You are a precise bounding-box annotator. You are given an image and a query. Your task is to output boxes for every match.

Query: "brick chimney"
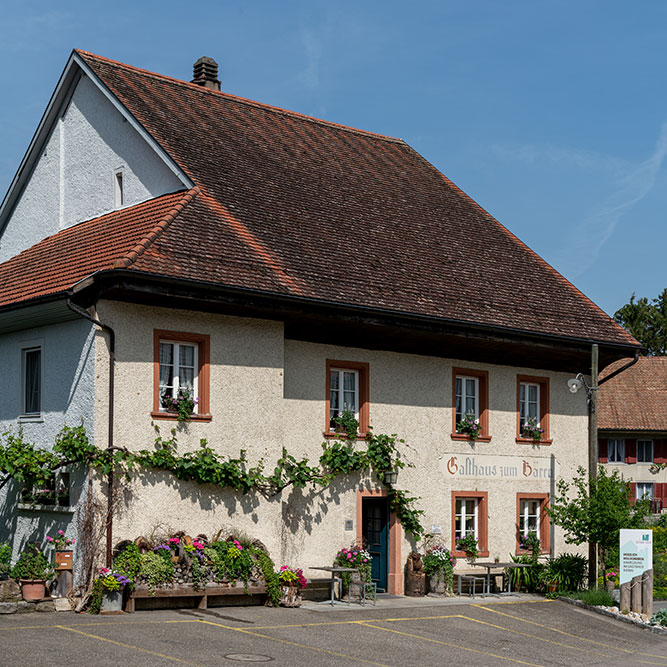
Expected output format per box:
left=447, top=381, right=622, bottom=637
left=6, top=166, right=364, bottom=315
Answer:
left=191, top=56, right=221, bottom=91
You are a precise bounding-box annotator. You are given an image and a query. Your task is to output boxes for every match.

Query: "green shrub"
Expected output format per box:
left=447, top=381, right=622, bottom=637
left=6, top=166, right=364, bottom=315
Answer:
left=507, top=554, right=544, bottom=593
left=550, top=553, right=587, bottom=592
left=568, top=588, right=615, bottom=606
left=113, top=542, right=143, bottom=587
left=0, top=543, right=11, bottom=575
left=653, top=586, right=667, bottom=601
left=650, top=608, right=667, bottom=627
left=10, top=545, right=53, bottom=581
left=140, top=551, right=175, bottom=594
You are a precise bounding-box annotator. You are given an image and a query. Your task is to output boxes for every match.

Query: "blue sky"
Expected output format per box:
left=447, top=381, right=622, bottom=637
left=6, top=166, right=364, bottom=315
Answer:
left=0, top=0, right=664, bottom=317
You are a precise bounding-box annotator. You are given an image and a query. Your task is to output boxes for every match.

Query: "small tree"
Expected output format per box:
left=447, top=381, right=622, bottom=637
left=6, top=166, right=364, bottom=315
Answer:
left=614, top=289, right=667, bottom=356
left=548, top=466, right=649, bottom=579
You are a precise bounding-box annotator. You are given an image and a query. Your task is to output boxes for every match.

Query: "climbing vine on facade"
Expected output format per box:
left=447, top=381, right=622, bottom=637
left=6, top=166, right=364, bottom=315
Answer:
left=0, top=413, right=425, bottom=540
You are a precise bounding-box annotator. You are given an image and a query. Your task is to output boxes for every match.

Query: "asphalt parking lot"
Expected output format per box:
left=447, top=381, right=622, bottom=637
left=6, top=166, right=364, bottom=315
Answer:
left=0, top=597, right=664, bottom=666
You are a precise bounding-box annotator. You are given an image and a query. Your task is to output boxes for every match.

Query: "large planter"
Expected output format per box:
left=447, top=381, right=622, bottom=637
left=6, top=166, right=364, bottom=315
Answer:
left=427, top=573, right=452, bottom=597
left=100, top=588, right=124, bottom=614
left=20, top=579, right=46, bottom=601
left=605, top=579, right=615, bottom=594
left=55, top=550, right=73, bottom=571
left=279, top=585, right=302, bottom=608
left=343, top=570, right=363, bottom=602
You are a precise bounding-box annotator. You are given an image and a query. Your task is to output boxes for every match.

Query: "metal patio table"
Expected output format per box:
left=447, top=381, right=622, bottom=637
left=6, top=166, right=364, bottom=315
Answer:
left=311, top=566, right=358, bottom=605
left=471, top=561, right=531, bottom=597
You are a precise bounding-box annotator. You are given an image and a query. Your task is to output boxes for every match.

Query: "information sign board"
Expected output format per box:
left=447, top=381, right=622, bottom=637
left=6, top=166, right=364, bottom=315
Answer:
left=619, top=529, right=653, bottom=585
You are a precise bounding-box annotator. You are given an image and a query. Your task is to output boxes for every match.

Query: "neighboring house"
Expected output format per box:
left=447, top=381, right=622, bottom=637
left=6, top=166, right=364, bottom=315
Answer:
left=0, top=50, right=639, bottom=593
left=598, top=356, right=667, bottom=512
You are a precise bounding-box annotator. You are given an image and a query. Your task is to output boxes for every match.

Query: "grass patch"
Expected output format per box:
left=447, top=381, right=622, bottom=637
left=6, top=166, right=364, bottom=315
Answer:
left=565, top=588, right=615, bottom=607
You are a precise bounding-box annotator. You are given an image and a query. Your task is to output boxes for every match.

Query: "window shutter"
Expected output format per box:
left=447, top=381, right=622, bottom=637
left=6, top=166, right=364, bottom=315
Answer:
left=625, top=439, right=637, bottom=464
left=598, top=439, right=608, bottom=463
left=655, top=439, right=667, bottom=464
left=629, top=482, right=637, bottom=504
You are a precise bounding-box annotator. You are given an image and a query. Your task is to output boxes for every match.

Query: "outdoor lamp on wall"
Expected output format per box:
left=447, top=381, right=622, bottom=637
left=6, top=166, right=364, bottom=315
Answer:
left=567, top=373, right=596, bottom=405
left=383, top=468, right=399, bottom=486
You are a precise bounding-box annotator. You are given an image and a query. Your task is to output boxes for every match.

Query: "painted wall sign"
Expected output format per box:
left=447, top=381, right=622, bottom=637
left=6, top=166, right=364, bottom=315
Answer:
left=619, top=529, right=653, bottom=585
left=442, top=454, right=553, bottom=480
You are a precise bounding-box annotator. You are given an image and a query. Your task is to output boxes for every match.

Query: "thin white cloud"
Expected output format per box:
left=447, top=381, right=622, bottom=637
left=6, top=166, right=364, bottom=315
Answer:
left=297, top=27, right=322, bottom=89
left=563, top=120, right=667, bottom=277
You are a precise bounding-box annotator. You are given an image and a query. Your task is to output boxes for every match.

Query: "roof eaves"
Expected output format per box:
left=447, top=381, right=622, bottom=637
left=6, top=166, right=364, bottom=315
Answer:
left=113, top=187, right=200, bottom=269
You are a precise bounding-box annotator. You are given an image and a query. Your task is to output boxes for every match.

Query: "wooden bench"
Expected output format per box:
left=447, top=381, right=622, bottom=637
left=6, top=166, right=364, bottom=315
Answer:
left=124, top=582, right=267, bottom=612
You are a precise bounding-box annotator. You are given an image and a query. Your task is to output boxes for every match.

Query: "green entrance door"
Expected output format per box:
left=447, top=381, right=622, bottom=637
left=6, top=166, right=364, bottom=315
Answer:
left=362, top=498, right=389, bottom=592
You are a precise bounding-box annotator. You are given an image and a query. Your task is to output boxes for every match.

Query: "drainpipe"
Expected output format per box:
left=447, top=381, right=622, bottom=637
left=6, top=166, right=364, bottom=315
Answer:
left=66, top=298, right=115, bottom=567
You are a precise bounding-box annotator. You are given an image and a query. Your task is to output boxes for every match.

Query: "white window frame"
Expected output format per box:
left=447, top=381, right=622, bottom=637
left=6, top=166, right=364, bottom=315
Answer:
left=608, top=439, right=625, bottom=463
left=455, top=375, right=479, bottom=423
left=19, top=340, right=43, bottom=421
left=636, top=482, right=654, bottom=500
left=637, top=440, right=653, bottom=463
left=158, top=340, right=199, bottom=414
left=519, top=382, right=540, bottom=425
left=455, top=497, right=479, bottom=541
left=329, top=368, right=360, bottom=428
left=519, top=499, right=540, bottom=537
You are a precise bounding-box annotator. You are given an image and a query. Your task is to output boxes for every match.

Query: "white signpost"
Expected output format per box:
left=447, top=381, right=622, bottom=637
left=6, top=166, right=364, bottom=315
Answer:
left=619, top=528, right=653, bottom=615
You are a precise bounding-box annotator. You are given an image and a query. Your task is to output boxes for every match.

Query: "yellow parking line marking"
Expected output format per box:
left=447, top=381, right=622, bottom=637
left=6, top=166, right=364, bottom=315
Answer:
left=249, top=614, right=462, bottom=630
left=197, top=619, right=390, bottom=667
left=56, top=625, right=203, bottom=665
left=357, top=622, right=545, bottom=667
left=474, top=604, right=667, bottom=661
left=456, top=615, right=659, bottom=664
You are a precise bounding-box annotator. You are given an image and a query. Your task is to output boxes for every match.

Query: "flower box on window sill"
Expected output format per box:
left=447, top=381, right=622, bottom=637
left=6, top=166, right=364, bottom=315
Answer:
left=323, top=431, right=368, bottom=440
left=515, top=437, right=552, bottom=446
left=450, top=433, right=492, bottom=443
left=516, top=547, right=549, bottom=557
left=452, top=547, right=490, bottom=559
left=151, top=411, right=212, bottom=423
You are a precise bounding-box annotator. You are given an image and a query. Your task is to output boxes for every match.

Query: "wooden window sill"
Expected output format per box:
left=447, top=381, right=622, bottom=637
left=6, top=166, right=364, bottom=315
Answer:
left=515, top=437, right=552, bottom=445
left=450, top=433, right=492, bottom=443
left=516, top=549, right=550, bottom=557
left=323, top=431, right=368, bottom=440
left=151, top=412, right=212, bottom=422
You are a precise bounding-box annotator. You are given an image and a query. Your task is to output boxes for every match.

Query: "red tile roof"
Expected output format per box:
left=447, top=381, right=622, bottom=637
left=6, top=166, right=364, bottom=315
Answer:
left=599, top=357, right=667, bottom=431
left=0, top=191, right=194, bottom=308
left=0, top=50, right=638, bottom=348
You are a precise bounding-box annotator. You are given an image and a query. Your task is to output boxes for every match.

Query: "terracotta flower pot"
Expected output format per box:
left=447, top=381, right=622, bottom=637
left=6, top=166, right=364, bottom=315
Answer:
left=20, top=579, right=46, bottom=601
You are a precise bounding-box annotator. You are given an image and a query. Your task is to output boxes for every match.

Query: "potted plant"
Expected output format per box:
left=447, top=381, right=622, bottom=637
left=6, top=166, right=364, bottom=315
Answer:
left=422, top=544, right=455, bottom=596
left=520, top=417, right=544, bottom=443
left=455, top=534, right=479, bottom=565
left=334, top=546, right=372, bottom=602
left=0, top=543, right=11, bottom=581
left=160, top=389, right=198, bottom=422
left=97, top=567, right=131, bottom=613
left=277, top=565, right=308, bottom=607
left=45, top=530, right=75, bottom=571
left=604, top=570, right=617, bottom=594
left=456, top=415, right=481, bottom=440
left=539, top=562, right=559, bottom=594
left=10, top=544, right=54, bottom=601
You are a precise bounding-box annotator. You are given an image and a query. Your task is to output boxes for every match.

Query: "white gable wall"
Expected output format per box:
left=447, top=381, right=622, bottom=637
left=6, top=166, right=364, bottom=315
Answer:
left=0, top=74, right=184, bottom=263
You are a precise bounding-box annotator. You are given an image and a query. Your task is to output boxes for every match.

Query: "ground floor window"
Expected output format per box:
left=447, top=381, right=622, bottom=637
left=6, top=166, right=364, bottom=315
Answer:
left=636, top=482, right=654, bottom=500
left=451, top=491, right=489, bottom=557
left=516, top=493, right=549, bottom=554
left=20, top=470, right=70, bottom=507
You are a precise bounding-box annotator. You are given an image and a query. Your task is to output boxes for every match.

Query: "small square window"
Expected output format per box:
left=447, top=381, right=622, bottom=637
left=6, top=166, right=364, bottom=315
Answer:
left=636, top=482, right=653, bottom=500
left=21, top=471, right=70, bottom=507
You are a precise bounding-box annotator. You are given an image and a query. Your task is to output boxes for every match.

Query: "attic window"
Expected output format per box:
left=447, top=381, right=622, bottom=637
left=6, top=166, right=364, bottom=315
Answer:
left=114, top=170, right=124, bottom=209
